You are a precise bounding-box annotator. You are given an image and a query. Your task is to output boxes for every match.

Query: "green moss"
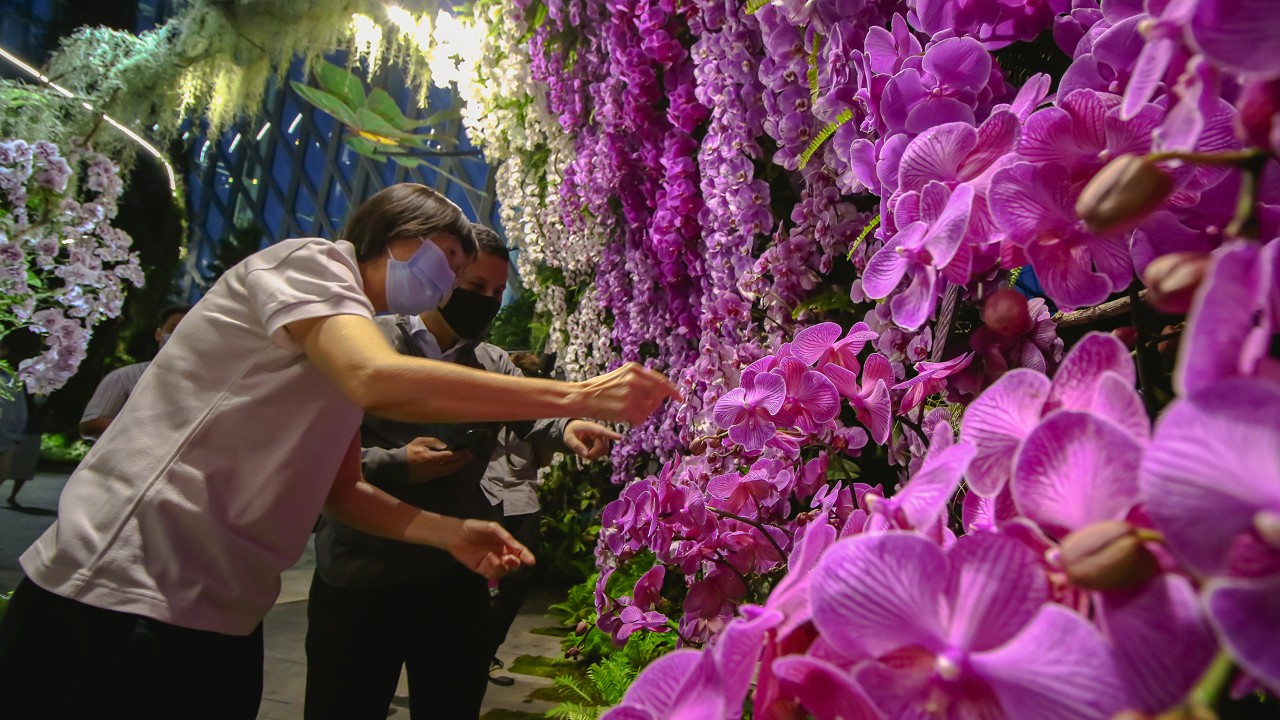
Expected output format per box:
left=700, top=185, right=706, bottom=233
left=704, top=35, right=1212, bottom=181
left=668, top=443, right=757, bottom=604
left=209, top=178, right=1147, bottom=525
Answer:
left=480, top=710, right=546, bottom=720
left=509, top=654, right=581, bottom=680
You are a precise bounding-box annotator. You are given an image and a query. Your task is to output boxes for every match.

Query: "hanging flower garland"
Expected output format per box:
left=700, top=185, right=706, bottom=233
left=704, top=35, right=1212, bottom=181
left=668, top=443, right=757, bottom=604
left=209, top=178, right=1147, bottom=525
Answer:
left=0, top=139, right=142, bottom=395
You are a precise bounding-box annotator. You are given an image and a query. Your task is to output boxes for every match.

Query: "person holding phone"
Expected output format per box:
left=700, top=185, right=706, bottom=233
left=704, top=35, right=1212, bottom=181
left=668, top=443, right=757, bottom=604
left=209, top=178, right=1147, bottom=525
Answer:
left=0, top=185, right=675, bottom=720
left=305, top=225, right=621, bottom=720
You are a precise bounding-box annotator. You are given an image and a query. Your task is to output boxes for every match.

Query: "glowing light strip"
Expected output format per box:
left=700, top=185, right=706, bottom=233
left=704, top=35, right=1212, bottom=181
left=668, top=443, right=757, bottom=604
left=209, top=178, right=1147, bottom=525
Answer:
left=0, top=44, right=178, bottom=194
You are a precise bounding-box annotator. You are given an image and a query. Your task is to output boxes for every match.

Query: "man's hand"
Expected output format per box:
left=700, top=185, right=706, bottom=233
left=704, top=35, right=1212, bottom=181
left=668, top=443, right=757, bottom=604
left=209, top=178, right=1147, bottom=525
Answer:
left=572, top=362, right=682, bottom=425
left=405, top=436, right=471, bottom=482
left=563, top=420, right=622, bottom=460
left=446, top=518, right=536, bottom=580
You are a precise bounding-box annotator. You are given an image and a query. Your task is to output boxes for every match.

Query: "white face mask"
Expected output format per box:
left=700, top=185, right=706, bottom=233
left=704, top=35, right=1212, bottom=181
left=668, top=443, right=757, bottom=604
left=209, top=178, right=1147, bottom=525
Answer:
left=384, top=238, right=456, bottom=316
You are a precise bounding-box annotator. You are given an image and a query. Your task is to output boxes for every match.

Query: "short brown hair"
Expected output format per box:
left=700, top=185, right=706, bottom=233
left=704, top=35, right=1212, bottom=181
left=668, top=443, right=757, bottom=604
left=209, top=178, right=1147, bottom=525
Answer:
left=471, top=224, right=511, bottom=262
left=342, top=184, right=476, bottom=261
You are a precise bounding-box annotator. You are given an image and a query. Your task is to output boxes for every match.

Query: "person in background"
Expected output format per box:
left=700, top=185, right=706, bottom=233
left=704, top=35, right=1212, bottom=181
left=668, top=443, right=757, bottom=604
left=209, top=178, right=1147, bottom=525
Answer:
left=79, top=304, right=190, bottom=440
left=483, top=350, right=572, bottom=687
left=0, top=390, right=41, bottom=508
left=0, top=184, right=675, bottom=720
left=0, top=341, right=29, bottom=507
left=305, top=225, right=619, bottom=719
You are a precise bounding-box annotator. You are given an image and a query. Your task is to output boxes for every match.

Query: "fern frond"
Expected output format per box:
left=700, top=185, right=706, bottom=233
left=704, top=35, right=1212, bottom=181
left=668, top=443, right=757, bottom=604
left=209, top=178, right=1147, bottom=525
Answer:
left=547, top=703, right=602, bottom=720
left=555, top=675, right=603, bottom=705
left=797, top=108, right=852, bottom=170
left=1008, top=267, right=1023, bottom=286
left=808, top=32, right=823, bottom=105
left=745, top=0, right=772, bottom=14
left=847, top=214, right=881, bottom=260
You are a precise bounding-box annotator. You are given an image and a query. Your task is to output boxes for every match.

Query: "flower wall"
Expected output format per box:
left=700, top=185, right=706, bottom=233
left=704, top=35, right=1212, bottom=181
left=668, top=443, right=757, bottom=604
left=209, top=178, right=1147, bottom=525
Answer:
left=453, top=0, right=1280, bottom=717
left=0, top=140, right=142, bottom=394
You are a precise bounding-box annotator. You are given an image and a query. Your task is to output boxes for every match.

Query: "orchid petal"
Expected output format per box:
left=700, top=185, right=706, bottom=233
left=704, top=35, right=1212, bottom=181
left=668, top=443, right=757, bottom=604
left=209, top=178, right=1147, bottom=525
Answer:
left=811, top=532, right=947, bottom=659
left=1047, top=331, right=1135, bottom=413
left=1096, top=575, right=1217, bottom=713
left=793, top=323, right=843, bottom=366
left=970, top=605, right=1130, bottom=720
left=1140, top=379, right=1280, bottom=576
left=1013, top=410, right=1143, bottom=538
left=944, top=532, right=1049, bottom=653
left=1204, top=574, right=1280, bottom=691
left=961, top=368, right=1051, bottom=498
left=770, top=656, right=885, bottom=720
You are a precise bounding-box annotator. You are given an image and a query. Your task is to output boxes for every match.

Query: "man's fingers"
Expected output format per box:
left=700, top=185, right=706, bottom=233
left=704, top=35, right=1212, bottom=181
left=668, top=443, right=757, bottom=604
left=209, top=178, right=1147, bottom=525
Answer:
left=564, top=432, right=590, bottom=457
left=643, top=367, right=682, bottom=401
left=595, top=426, right=624, bottom=441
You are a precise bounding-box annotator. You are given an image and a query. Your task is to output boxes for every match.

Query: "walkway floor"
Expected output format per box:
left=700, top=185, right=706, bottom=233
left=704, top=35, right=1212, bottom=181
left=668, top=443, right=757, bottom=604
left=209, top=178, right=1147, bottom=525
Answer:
left=1, top=471, right=569, bottom=719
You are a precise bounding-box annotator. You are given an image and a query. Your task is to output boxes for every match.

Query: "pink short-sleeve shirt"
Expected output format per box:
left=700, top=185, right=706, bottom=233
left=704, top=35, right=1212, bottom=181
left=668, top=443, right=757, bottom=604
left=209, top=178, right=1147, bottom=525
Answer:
left=22, top=238, right=375, bottom=635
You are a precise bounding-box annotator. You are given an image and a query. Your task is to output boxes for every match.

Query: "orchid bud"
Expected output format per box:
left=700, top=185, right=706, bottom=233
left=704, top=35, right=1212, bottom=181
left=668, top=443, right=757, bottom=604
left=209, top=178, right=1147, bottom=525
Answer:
left=688, top=437, right=707, bottom=455
left=575, top=620, right=591, bottom=636
left=1143, top=252, right=1211, bottom=314
left=981, top=288, right=1034, bottom=337
left=1237, top=78, right=1280, bottom=155
left=1059, top=520, right=1159, bottom=591
left=1111, top=326, right=1138, bottom=350
left=1077, top=155, right=1173, bottom=234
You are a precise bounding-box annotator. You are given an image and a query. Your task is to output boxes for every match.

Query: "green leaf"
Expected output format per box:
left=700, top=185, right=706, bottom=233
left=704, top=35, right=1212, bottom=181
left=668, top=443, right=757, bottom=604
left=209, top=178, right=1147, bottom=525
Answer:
left=290, top=82, right=358, bottom=127
left=390, top=154, right=424, bottom=167
left=352, top=108, right=423, bottom=144
left=365, top=88, right=414, bottom=128
left=344, top=135, right=378, bottom=157
left=746, top=0, right=771, bottom=14
left=422, top=106, right=464, bottom=127
left=791, top=290, right=855, bottom=319
left=808, top=32, right=823, bottom=105
left=314, top=60, right=367, bottom=109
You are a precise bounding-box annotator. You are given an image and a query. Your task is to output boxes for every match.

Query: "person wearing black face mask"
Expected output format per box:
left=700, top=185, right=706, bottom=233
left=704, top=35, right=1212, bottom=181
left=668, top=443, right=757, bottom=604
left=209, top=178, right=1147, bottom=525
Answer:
left=305, top=226, right=621, bottom=720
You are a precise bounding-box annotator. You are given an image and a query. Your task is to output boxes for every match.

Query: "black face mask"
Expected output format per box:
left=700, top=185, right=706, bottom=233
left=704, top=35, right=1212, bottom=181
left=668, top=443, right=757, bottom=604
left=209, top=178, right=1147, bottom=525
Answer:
left=439, top=287, right=502, bottom=340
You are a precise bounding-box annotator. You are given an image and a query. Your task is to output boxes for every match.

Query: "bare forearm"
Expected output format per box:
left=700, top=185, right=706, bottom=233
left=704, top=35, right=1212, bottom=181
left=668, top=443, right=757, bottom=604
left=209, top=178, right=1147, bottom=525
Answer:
left=359, top=358, right=580, bottom=423
left=79, top=416, right=113, bottom=440
left=325, top=476, right=461, bottom=548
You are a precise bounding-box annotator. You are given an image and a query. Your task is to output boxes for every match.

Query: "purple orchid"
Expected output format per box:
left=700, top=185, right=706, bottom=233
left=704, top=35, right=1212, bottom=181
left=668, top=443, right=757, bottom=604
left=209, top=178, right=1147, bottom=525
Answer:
left=864, top=183, right=976, bottom=331
left=810, top=531, right=1130, bottom=720
left=865, top=437, right=975, bottom=540
left=962, top=332, right=1146, bottom=499
left=892, top=351, right=974, bottom=415
left=1141, top=377, right=1280, bottom=691
left=714, top=370, right=787, bottom=450
left=824, top=353, right=895, bottom=444
left=771, top=357, right=841, bottom=434
left=880, top=37, right=994, bottom=135
left=988, top=160, right=1133, bottom=311
left=791, top=321, right=879, bottom=372
left=601, top=649, right=726, bottom=720
left=1175, top=238, right=1280, bottom=396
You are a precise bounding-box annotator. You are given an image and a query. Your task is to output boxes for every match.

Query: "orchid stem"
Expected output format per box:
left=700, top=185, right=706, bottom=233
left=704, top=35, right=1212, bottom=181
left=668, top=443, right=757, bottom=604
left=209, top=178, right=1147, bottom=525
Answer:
left=1192, top=650, right=1235, bottom=709
left=1146, top=148, right=1266, bottom=168
left=897, top=415, right=927, bottom=443
left=713, top=550, right=753, bottom=589
left=709, top=508, right=790, bottom=563
left=1128, top=281, right=1161, bottom=420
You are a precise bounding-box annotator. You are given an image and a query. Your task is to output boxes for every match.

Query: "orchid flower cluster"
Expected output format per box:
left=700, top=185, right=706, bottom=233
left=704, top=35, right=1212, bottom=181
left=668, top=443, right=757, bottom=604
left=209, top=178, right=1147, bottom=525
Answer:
left=601, top=235, right=1280, bottom=719
left=0, top=139, right=141, bottom=395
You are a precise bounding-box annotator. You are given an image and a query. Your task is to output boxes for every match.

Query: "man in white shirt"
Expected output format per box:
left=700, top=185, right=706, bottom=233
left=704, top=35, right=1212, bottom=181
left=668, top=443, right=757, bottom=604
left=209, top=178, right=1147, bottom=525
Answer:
left=79, top=304, right=189, bottom=440
left=0, top=184, right=676, bottom=720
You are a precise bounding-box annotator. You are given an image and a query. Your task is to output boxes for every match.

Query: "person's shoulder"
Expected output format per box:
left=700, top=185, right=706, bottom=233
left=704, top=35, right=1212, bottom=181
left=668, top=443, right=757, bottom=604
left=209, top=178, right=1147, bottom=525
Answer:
left=243, top=238, right=357, bottom=273
left=104, top=361, right=150, bottom=381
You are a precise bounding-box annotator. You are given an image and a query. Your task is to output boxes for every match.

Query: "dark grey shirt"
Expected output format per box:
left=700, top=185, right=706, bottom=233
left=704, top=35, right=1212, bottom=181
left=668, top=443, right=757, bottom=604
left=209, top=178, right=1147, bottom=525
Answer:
left=314, top=315, right=568, bottom=588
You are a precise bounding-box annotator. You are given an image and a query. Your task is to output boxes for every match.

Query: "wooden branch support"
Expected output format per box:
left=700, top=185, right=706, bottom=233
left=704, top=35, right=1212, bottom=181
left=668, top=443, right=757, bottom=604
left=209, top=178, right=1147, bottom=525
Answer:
left=1052, top=289, right=1148, bottom=328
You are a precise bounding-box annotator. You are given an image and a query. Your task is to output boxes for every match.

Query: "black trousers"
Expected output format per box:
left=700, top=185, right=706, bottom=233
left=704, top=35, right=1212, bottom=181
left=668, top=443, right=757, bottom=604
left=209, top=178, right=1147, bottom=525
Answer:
left=0, top=577, right=264, bottom=720
left=304, top=565, right=491, bottom=720
left=488, top=510, right=542, bottom=657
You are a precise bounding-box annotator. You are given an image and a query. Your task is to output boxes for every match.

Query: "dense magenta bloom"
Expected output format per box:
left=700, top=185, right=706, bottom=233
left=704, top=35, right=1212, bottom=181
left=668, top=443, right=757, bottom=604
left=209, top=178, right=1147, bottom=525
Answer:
left=824, top=353, right=895, bottom=444
left=791, top=321, right=878, bottom=372
left=771, top=357, right=840, bottom=434
left=811, top=532, right=1129, bottom=720
left=1188, top=0, right=1280, bottom=80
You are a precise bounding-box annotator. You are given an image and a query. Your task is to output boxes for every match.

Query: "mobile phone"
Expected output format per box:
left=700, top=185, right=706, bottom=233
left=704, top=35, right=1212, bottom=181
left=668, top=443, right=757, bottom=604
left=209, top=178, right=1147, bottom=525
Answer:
left=445, top=429, right=492, bottom=453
